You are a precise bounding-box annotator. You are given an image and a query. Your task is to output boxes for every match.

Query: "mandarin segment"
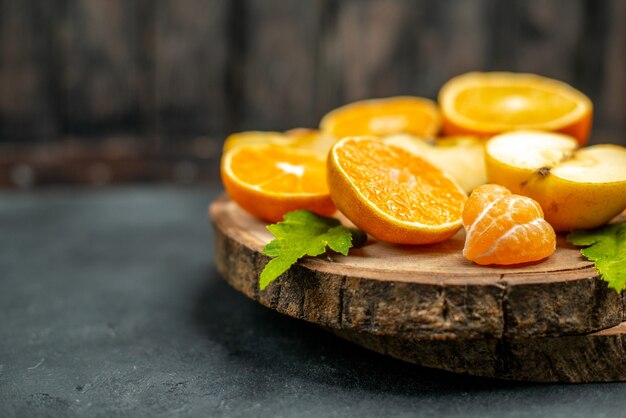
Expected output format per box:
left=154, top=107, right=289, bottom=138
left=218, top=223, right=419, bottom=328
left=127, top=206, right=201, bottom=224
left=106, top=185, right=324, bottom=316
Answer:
left=461, top=184, right=511, bottom=227
left=462, top=184, right=556, bottom=265
left=221, top=143, right=335, bottom=222
left=327, top=136, right=466, bottom=244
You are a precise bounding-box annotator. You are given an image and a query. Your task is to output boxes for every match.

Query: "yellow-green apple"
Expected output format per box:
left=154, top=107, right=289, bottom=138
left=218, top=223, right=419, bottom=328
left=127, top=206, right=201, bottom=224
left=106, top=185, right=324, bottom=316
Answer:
left=485, top=130, right=626, bottom=231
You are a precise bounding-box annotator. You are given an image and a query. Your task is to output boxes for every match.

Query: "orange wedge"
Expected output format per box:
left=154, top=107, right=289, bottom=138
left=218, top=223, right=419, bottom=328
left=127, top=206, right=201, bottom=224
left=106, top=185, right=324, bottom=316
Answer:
left=320, top=97, right=441, bottom=139
left=439, top=72, right=593, bottom=145
left=221, top=143, right=335, bottom=222
left=327, top=136, right=467, bottom=244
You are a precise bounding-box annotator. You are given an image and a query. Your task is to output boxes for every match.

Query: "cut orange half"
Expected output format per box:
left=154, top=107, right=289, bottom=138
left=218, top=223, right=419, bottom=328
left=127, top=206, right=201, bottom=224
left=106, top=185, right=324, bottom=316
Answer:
left=327, top=136, right=467, bottom=244
left=320, top=97, right=441, bottom=139
left=439, top=72, right=593, bottom=145
left=221, top=143, right=335, bottom=222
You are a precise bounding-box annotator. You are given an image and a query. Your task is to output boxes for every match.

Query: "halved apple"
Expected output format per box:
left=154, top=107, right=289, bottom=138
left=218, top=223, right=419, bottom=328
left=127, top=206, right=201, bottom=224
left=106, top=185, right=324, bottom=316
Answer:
left=485, top=131, right=626, bottom=231
left=383, top=134, right=487, bottom=193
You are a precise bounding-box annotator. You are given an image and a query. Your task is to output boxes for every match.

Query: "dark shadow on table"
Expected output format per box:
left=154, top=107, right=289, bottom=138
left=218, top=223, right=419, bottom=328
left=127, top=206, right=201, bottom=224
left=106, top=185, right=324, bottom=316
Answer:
left=192, top=269, right=542, bottom=395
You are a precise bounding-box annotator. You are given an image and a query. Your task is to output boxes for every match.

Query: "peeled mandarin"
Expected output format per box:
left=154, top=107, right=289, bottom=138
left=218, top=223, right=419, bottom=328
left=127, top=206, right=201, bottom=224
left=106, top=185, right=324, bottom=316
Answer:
left=463, top=184, right=556, bottom=265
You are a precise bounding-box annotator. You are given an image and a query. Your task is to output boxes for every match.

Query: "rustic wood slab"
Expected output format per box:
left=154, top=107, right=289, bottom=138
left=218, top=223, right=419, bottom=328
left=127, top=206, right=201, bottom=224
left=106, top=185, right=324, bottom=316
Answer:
left=334, top=323, right=626, bottom=383
left=210, top=195, right=623, bottom=340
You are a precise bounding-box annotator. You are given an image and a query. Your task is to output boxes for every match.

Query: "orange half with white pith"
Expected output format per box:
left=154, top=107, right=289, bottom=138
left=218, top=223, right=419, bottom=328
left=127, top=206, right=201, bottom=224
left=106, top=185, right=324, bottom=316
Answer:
left=439, top=72, right=593, bottom=144
left=320, top=96, right=441, bottom=139
left=327, top=136, right=467, bottom=244
left=221, top=143, right=335, bottom=222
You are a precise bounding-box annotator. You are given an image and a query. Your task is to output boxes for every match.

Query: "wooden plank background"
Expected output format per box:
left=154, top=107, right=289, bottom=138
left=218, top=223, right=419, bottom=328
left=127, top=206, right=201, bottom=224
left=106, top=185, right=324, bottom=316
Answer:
left=0, top=0, right=624, bottom=183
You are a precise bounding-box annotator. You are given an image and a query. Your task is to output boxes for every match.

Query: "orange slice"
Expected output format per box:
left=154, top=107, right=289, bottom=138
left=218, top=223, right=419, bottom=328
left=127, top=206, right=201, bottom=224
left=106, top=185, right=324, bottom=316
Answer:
left=439, top=72, right=593, bottom=145
left=320, top=97, right=441, bottom=139
left=327, top=136, right=467, bottom=244
left=221, top=143, right=335, bottom=222
left=462, top=184, right=556, bottom=265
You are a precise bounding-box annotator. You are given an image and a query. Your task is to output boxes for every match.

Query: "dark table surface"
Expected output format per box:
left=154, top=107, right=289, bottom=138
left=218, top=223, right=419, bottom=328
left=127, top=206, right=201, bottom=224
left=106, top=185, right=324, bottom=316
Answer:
left=2, top=186, right=626, bottom=417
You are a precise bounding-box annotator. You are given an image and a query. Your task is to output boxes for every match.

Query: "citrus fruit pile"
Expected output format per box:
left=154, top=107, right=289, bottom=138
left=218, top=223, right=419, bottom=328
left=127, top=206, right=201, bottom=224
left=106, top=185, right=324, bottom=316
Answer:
left=221, top=71, right=626, bottom=266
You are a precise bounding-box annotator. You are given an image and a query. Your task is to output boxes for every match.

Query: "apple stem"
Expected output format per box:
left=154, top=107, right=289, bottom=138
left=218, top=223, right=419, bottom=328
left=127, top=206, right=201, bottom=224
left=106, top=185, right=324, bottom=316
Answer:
left=538, top=167, right=551, bottom=177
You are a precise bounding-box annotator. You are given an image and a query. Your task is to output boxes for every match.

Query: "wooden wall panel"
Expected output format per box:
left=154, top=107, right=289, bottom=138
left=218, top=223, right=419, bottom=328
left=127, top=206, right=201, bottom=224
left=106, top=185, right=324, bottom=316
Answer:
left=496, top=0, right=583, bottom=81
left=0, top=0, right=61, bottom=142
left=62, top=0, right=153, bottom=137
left=330, top=0, right=419, bottom=102
left=317, top=0, right=588, bottom=104
left=154, top=0, right=228, bottom=140
left=0, top=0, right=624, bottom=146
left=236, top=0, right=321, bottom=132
left=601, top=1, right=626, bottom=140
left=315, top=0, right=492, bottom=117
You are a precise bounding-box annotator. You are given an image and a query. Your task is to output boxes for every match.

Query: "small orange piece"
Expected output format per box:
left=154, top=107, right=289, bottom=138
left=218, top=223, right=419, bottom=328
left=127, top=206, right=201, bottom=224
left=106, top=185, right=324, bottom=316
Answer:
left=327, top=136, right=467, bottom=244
left=221, top=143, right=335, bottom=222
left=462, top=184, right=556, bottom=265
left=320, top=97, right=441, bottom=139
left=439, top=72, right=593, bottom=145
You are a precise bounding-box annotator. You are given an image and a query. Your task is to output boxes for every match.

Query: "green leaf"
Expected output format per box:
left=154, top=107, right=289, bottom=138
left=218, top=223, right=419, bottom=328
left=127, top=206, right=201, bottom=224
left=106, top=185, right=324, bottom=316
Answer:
left=567, top=221, right=626, bottom=292
left=259, top=210, right=366, bottom=290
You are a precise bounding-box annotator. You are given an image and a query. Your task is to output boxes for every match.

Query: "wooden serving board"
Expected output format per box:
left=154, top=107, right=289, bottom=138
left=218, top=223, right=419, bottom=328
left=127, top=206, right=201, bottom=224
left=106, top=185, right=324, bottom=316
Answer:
left=210, top=195, right=623, bottom=341
left=211, top=196, right=626, bottom=382
left=334, top=323, right=626, bottom=383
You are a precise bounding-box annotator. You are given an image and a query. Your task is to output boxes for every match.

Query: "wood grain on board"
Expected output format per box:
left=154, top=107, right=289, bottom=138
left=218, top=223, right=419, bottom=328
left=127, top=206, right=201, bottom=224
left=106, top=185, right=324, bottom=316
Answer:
left=334, top=322, right=626, bottom=383
left=210, top=195, right=623, bottom=341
